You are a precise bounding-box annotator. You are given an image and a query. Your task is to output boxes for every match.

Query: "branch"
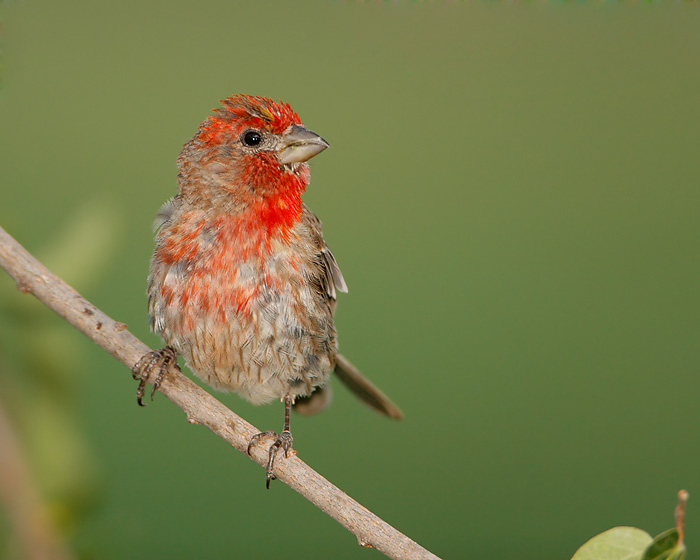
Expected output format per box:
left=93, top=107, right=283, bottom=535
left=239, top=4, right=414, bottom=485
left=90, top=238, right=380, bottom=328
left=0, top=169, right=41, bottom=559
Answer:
left=0, top=225, right=441, bottom=560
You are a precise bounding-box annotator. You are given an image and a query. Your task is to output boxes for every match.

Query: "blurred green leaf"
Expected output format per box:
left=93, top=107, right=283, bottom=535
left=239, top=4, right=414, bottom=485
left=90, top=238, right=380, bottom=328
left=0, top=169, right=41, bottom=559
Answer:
left=37, top=198, right=121, bottom=288
left=642, top=529, right=685, bottom=560
left=571, top=527, right=652, bottom=560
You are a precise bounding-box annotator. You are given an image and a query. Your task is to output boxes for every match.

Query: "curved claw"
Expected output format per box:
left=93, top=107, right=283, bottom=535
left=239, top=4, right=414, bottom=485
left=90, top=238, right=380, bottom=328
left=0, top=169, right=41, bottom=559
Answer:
left=131, top=346, right=178, bottom=406
left=246, top=430, right=294, bottom=489
left=247, top=430, right=275, bottom=456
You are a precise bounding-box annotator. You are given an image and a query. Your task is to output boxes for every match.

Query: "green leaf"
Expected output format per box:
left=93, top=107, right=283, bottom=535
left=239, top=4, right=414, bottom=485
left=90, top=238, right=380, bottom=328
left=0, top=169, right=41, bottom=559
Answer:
left=571, top=527, right=653, bottom=560
left=642, top=529, right=686, bottom=560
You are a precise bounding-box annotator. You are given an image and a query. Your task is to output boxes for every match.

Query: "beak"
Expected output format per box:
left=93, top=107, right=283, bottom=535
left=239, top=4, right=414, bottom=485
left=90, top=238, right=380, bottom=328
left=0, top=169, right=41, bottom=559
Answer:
left=278, top=125, right=329, bottom=164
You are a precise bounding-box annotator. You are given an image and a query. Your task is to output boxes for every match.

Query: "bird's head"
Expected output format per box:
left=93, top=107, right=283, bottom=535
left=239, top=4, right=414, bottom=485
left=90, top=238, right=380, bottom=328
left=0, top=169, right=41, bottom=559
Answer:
left=178, top=95, right=329, bottom=215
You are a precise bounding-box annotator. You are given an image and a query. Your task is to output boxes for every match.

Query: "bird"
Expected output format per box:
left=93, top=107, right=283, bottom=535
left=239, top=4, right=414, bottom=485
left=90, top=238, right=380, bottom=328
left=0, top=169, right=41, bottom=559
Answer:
left=133, top=94, right=402, bottom=486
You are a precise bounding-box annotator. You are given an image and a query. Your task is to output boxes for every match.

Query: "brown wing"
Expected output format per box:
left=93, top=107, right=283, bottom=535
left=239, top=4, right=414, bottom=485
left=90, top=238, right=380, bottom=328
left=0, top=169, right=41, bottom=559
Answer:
left=294, top=206, right=403, bottom=420
left=301, top=206, right=347, bottom=306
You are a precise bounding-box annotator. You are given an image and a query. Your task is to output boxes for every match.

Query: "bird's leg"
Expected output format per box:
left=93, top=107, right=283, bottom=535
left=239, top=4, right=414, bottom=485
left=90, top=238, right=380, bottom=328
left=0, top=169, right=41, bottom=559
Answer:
left=247, top=394, right=294, bottom=488
left=131, top=346, right=178, bottom=406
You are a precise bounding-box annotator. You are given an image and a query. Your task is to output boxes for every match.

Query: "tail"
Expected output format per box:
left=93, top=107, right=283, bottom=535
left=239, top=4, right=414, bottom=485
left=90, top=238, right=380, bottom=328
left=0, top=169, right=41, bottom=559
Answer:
left=333, top=353, right=403, bottom=420
left=293, top=354, right=403, bottom=419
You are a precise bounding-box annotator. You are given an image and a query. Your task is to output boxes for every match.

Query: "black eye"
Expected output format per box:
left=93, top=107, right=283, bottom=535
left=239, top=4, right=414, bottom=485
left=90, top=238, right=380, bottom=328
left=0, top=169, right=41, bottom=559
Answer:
left=242, top=130, right=262, bottom=147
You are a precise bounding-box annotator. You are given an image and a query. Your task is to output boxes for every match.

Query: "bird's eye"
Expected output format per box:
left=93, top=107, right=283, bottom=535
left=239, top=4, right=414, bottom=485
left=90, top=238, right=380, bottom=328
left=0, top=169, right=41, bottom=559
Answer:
left=242, top=130, right=262, bottom=147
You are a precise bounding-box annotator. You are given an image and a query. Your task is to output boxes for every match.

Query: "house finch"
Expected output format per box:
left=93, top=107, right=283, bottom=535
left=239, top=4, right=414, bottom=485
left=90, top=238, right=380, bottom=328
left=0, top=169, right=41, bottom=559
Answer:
left=134, top=95, right=402, bottom=486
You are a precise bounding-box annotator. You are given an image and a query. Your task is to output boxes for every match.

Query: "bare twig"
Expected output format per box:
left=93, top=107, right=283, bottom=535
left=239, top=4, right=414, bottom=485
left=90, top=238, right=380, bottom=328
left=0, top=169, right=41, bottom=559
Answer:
left=0, top=225, right=441, bottom=560
left=675, top=489, right=688, bottom=548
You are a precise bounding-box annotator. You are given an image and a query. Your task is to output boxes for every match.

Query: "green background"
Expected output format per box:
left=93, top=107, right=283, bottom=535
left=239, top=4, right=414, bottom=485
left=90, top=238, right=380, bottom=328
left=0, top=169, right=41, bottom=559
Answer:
left=1, top=2, right=699, bottom=559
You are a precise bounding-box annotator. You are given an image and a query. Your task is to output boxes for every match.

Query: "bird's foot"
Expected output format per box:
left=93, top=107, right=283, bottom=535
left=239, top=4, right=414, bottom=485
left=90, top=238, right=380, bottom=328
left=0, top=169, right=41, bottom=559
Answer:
left=247, top=430, right=294, bottom=489
left=131, top=346, right=178, bottom=406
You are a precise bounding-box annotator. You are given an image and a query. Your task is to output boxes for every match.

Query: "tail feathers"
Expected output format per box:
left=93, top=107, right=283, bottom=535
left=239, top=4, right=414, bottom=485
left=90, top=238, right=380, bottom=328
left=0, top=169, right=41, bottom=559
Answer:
left=333, top=353, right=403, bottom=420
left=293, top=385, right=332, bottom=416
